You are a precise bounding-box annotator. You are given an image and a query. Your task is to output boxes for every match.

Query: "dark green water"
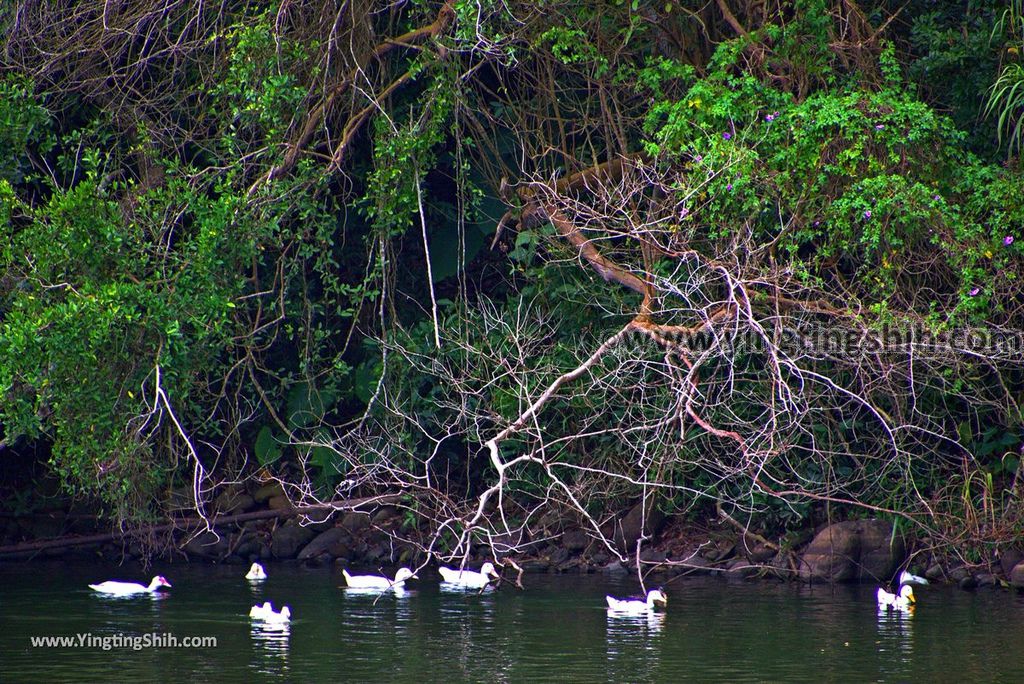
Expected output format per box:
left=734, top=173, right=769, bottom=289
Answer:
left=1, top=561, right=1022, bottom=682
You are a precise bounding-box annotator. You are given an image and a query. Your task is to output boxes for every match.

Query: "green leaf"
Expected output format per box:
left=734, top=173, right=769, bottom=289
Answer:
left=957, top=421, right=972, bottom=445
left=254, top=425, right=283, bottom=466
left=286, top=383, right=336, bottom=430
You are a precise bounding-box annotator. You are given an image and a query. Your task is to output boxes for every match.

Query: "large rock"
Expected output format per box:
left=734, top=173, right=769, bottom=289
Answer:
left=253, top=482, right=284, bottom=504
left=297, top=527, right=351, bottom=561
left=798, top=519, right=905, bottom=583
left=234, top=535, right=268, bottom=560
left=976, top=572, right=998, bottom=588
left=602, top=560, right=628, bottom=576
left=1009, top=561, right=1024, bottom=588
left=215, top=489, right=255, bottom=514
left=949, top=566, right=971, bottom=583
left=705, top=541, right=735, bottom=562
left=371, top=507, right=402, bottom=526
left=547, top=546, right=570, bottom=566
left=562, top=529, right=589, bottom=552
left=726, top=558, right=759, bottom=579
left=745, top=543, right=777, bottom=564
left=675, top=554, right=713, bottom=575
left=613, top=501, right=666, bottom=553
left=492, top=527, right=531, bottom=557
left=270, top=522, right=318, bottom=559
left=267, top=495, right=291, bottom=511
left=305, top=510, right=335, bottom=530
left=340, top=511, right=371, bottom=534
left=184, top=530, right=231, bottom=559
left=535, top=509, right=575, bottom=536
left=999, top=547, right=1024, bottom=578
left=365, top=542, right=388, bottom=563
left=520, top=558, right=551, bottom=573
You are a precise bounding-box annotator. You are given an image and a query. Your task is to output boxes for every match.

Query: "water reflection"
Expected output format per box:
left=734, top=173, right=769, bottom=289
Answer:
left=394, top=589, right=414, bottom=630
left=87, top=591, right=170, bottom=602
left=249, top=620, right=289, bottom=677
left=439, top=583, right=497, bottom=595
left=343, top=585, right=412, bottom=600
left=88, top=589, right=169, bottom=631
left=605, top=609, right=664, bottom=681
left=876, top=606, right=914, bottom=657
left=438, top=588, right=495, bottom=632
left=605, top=609, right=666, bottom=635
left=342, top=584, right=417, bottom=649
left=874, top=602, right=915, bottom=682
left=433, top=582, right=508, bottom=682
left=4, top=564, right=1024, bottom=683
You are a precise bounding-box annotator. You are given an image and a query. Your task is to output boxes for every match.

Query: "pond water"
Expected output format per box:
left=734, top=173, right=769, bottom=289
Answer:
left=1, top=560, right=1023, bottom=682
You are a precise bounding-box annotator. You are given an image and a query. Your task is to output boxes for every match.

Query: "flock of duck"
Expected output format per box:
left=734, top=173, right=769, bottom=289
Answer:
left=87, top=561, right=667, bottom=621
left=85, top=564, right=928, bottom=622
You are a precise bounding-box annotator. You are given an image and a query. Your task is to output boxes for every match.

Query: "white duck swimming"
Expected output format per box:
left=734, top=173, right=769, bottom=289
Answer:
left=250, top=602, right=290, bottom=623
left=877, top=584, right=915, bottom=611
left=899, top=569, right=928, bottom=585
left=263, top=605, right=291, bottom=624
left=249, top=601, right=273, bottom=618
left=342, top=567, right=417, bottom=590
left=606, top=589, right=668, bottom=613
left=88, top=575, right=172, bottom=596
left=246, top=562, right=268, bottom=581
left=438, top=562, right=499, bottom=588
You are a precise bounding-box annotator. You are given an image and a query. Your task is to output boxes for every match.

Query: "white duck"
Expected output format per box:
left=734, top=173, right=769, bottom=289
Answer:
left=342, top=567, right=417, bottom=590
left=899, top=569, right=928, bottom=585
left=877, top=584, right=915, bottom=611
left=606, top=589, right=668, bottom=613
left=246, top=562, right=268, bottom=581
left=249, top=601, right=273, bottom=618
left=88, top=575, right=172, bottom=596
left=250, top=602, right=290, bottom=623
left=262, top=605, right=291, bottom=624
left=438, top=562, right=499, bottom=588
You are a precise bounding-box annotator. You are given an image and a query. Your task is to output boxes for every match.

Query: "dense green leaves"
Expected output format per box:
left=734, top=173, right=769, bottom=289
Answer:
left=0, top=1, right=1022, bottom=545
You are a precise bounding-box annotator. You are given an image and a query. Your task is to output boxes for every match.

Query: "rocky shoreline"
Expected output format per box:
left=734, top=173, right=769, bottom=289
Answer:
left=3, top=484, right=1024, bottom=591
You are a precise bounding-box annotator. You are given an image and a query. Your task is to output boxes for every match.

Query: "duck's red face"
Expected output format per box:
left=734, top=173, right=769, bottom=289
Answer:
left=157, top=576, right=172, bottom=588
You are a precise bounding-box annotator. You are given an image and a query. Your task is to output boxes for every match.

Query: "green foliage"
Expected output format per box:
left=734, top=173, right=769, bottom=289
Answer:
left=983, top=0, right=1024, bottom=155
left=647, top=35, right=1020, bottom=325
left=539, top=25, right=611, bottom=77
left=903, top=1, right=1007, bottom=156
left=0, top=149, right=266, bottom=516
left=0, top=75, right=50, bottom=184
left=212, top=10, right=317, bottom=161
left=254, top=426, right=284, bottom=466
left=985, top=63, right=1024, bottom=157
left=2, top=0, right=1023, bottom=549
left=0, top=10, right=364, bottom=521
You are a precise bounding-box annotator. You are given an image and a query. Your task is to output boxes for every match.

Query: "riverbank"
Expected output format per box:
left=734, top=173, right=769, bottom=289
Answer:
left=3, top=486, right=1022, bottom=592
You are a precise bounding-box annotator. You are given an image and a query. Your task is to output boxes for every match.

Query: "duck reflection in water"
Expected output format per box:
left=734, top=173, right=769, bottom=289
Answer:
left=876, top=601, right=914, bottom=668
left=250, top=619, right=290, bottom=676
left=606, top=609, right=665, bottom=635
left=343, top=585, right=412, bottom=601
left=439, top=581, right=496, bottom=596
left=606, top=608, right=664, bottom=680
